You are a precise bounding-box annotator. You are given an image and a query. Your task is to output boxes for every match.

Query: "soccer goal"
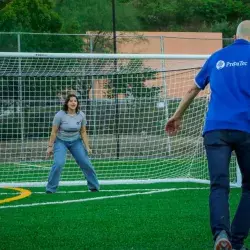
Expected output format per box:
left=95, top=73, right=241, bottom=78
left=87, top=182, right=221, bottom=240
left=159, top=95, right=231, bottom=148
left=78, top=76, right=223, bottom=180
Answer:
left=0, top=52, right=239, bottom=187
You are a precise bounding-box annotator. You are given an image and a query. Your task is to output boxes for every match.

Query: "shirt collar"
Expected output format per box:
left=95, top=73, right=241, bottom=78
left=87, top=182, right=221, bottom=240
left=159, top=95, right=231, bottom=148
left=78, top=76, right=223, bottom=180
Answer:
left=233, top=39, right=250, bottom=45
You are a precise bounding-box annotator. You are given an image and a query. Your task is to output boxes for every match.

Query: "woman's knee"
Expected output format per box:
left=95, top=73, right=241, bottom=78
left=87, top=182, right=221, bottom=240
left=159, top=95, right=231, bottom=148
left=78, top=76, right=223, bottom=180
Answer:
left=53, top=160, right=65, bottom=171
left=79, top=160, right=93, bottom=171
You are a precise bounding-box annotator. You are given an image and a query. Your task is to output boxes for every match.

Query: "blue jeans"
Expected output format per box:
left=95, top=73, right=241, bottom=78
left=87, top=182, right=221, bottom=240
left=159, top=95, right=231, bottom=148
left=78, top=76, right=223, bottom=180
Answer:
left=204, top=130, right=250, bottom=249
left=46, top=138, right=99, bottom=192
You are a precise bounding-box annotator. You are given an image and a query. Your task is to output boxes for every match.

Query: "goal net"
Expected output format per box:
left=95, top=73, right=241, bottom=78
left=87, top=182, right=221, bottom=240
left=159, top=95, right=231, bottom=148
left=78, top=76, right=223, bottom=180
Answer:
left=0, top=52, right=238, bottom=187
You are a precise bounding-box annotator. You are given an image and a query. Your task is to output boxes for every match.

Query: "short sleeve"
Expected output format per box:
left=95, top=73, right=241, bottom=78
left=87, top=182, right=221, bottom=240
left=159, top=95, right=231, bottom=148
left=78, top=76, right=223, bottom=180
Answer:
left=80, top=111, right=87, bottom=126
left=52, top=111, right=63, bottom=126
left=195, top=58, right=211, bottom=90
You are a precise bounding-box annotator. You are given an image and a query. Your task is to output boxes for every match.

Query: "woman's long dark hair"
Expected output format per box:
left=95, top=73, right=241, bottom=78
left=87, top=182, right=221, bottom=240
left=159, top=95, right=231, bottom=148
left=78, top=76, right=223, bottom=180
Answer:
left=62, top=94, right=80, bottom=113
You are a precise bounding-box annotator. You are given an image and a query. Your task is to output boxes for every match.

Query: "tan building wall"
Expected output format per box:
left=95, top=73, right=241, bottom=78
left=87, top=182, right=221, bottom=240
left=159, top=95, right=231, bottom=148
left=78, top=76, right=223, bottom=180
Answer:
left=89, top=32, right=223, bottom=99
left=117, top=31, right=222, bottom=54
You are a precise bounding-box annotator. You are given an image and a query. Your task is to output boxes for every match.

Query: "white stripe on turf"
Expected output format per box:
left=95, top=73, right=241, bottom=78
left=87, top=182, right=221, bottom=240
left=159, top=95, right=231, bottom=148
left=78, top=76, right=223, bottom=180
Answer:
left=0, top=187, right=209, bottom=209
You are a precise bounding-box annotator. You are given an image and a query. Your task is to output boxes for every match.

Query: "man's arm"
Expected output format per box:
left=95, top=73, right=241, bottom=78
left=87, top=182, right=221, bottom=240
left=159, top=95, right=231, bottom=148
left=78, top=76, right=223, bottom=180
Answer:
left=166, top=55, right=211, bottom=135
left=173, top=84, right=201, bottom=119
left=165, top=83, right=201, bottom=135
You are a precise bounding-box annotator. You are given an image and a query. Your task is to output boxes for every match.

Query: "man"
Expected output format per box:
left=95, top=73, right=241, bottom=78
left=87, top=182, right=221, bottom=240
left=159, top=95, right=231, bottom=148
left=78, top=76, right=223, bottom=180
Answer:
left=165, top=20, right=250, bottom=250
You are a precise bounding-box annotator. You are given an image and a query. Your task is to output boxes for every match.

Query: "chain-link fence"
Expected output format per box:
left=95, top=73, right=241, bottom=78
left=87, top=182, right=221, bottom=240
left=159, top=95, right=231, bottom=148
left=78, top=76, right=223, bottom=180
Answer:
left=0, top=32, right=234, bottom=53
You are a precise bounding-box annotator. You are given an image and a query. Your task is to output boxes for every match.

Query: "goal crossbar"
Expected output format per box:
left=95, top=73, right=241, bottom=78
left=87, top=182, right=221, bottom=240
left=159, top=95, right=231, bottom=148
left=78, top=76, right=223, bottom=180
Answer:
left=0, top=52, right=210, bottom=59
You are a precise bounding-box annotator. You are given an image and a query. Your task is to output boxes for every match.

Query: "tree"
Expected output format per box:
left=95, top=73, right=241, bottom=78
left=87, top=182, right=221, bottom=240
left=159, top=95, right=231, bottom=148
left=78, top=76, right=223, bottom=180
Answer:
left=194, top=0, right=250, bottom=39
left=55, top=0, right=141, bottom=33
left=0, top=0, right=84, bottom=52
left=0, top=0, right=61, bottom=33
left=0, top=0, right=14, bottom=10
left=129, top=0, right=250, bottom=38
left=54, top=0, right=142, bottom=53
left=130, top=0, right=201, bottom=31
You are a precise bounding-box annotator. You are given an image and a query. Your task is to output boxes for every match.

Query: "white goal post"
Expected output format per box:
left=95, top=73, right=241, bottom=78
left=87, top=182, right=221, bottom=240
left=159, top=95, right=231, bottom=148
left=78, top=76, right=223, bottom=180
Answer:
left=0, top=52, right=240, bottom=187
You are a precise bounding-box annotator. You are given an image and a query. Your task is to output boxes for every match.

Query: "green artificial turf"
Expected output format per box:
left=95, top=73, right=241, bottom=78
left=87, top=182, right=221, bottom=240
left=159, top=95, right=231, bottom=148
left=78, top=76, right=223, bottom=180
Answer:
left=0, top=182, right=249, bottom=250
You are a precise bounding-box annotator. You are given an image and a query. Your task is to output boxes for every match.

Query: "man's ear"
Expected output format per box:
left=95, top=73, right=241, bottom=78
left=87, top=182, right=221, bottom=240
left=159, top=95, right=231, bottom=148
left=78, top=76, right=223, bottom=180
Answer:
left=233, top=35, right=237, bottom=41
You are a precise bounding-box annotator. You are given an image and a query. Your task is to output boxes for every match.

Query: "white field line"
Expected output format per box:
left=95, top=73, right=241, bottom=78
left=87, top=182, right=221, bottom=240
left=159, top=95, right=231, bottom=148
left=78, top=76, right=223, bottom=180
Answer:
left=0, top=188, right=161, bottom=195
left=0, top=187, right=209, bottom=209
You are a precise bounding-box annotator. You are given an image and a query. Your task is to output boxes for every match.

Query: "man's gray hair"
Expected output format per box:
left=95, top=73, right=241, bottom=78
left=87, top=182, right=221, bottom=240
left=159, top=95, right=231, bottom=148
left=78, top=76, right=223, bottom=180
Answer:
left=236, top=20, right=250, bottom=38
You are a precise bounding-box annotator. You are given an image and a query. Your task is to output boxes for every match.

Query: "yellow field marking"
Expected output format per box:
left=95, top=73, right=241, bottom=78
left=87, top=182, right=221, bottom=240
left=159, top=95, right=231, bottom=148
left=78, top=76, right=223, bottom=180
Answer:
left=0, top=187, right=31, bottom=205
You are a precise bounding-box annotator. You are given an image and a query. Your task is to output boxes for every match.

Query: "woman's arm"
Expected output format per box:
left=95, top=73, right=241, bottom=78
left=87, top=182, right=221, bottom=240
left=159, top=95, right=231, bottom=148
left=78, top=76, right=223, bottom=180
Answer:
left=80, top=126, right=92, bottom=154
left=47, top=125, right=59, bottom=157
left=48, top=125, right=59, bottom=146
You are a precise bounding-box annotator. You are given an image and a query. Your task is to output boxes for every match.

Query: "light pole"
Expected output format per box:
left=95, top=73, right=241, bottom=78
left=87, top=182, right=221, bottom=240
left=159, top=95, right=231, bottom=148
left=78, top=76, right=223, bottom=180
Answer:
left=112, top=0, right=117, bottom=54
left=112, top=0, right=120, bottom=158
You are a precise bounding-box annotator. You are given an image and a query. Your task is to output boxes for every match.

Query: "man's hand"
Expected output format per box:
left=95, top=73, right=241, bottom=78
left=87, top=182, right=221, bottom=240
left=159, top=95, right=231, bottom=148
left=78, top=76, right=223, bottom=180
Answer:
left=165, top=116, right=181, bottom=136
left=165, top=84, right=200, bottom=136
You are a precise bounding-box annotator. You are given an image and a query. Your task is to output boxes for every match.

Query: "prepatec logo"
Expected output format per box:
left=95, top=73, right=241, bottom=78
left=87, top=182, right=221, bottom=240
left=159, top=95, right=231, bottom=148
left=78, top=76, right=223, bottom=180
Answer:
left=216, top=60, right=248, bottom=70
left=216, top=60, right=225, bottom=70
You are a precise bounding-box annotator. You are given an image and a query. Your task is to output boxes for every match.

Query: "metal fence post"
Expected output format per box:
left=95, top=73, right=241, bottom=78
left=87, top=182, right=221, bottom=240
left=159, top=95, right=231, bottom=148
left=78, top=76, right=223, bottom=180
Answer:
left=17, top=33, right=25, bottom=160
left=89, top=36, right=98, bottom=151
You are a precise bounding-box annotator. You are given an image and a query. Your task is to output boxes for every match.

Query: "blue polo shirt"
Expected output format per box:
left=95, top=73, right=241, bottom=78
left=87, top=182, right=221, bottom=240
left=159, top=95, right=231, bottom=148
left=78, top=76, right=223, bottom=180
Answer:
left=195, top=39, right=250, bottom=134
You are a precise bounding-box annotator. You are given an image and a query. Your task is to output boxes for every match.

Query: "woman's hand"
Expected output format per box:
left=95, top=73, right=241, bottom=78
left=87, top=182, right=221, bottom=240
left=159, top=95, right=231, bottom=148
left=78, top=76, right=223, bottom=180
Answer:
left=46, top=146, right=53, bottom=158
left=86, top=147, right=92, bottom=155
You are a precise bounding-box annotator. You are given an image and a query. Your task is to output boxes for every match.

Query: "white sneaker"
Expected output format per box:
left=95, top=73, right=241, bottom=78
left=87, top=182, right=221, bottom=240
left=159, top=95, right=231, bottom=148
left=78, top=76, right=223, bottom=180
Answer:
left=214, top=230, right=232, bottom=250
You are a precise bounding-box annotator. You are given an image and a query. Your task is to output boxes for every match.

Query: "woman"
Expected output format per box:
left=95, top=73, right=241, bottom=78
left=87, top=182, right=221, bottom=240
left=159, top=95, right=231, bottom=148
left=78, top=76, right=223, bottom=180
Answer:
left=46, top=94, right=99, bottom=193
